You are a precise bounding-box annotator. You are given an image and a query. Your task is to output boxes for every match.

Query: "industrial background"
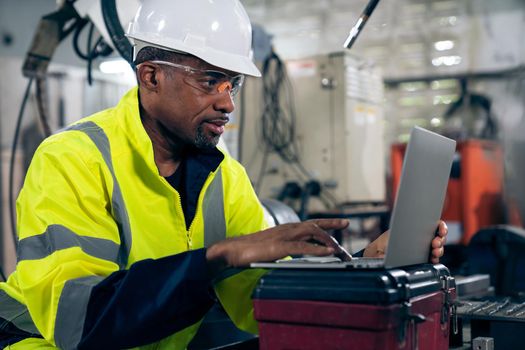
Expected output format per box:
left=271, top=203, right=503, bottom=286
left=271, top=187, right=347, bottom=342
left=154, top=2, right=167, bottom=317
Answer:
left=0, top=0, right=524, bottom=349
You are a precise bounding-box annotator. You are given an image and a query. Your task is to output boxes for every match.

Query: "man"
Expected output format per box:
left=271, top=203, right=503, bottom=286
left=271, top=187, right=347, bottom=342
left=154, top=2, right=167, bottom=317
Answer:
left=0, top=0, right=447, bottom=349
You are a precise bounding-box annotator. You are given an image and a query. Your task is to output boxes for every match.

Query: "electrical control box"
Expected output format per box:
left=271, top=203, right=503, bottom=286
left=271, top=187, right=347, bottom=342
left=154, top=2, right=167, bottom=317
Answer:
left=242, top=52, right=385, bottom=206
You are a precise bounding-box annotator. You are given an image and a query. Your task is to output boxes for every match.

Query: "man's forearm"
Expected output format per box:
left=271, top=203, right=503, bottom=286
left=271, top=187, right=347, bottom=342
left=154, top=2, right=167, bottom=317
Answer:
left=78, top=249, right=215, bottom=349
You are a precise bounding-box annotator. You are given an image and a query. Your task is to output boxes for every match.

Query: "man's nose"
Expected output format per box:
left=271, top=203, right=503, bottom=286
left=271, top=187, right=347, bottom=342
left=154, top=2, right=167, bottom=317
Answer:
left=214, top=88, right=235, bottom=113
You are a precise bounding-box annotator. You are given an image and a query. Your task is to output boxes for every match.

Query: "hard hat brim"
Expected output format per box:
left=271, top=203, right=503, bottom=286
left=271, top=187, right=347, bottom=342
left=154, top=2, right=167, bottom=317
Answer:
left=128, top=34, right=261, bottom=77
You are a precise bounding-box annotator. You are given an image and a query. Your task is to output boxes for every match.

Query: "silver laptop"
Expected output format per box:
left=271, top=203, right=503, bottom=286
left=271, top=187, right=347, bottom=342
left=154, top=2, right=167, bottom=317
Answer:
left=251, top=126, right=456, bottom=270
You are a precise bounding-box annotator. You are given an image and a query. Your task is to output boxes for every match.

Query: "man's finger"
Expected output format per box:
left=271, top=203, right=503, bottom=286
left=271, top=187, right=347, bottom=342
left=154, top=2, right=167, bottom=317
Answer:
left=288, top=222, right=340, bottom=249
left=287, top=241, right=335, bottom=257
left=308, top=218, right=350, bottom=231
left=437, top=220, right=448, bottom=237
left=304, top=232, right=341, bottom=250
left=431, top=236, right=443, bottom=249
left=431, top=247, right=444, bottom=259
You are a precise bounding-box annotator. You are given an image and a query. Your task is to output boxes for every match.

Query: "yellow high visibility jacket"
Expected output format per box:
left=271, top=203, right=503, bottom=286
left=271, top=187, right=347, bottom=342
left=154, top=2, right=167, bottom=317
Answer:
left=0, top=87, right=268, bottom=349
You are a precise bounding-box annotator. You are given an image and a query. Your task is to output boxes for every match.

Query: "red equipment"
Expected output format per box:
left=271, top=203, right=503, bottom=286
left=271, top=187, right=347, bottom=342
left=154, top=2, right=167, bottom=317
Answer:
left=391, top=139, right=505, bottom=245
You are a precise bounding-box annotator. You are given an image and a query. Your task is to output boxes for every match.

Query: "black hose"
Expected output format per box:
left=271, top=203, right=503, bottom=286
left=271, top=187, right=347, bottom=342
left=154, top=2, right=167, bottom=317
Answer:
left=87, top=22, right=95, bottom=85
left=258, top=50, right=311, bottom=187
left=35, top=77, right=52, bottom=137
left=72, top=18, right=90, bottom=60
left=257, top=51, right=338, bottom=209
left=101, top=0, right=133, bottom=64
left=9, top=78, right=34, bottom=250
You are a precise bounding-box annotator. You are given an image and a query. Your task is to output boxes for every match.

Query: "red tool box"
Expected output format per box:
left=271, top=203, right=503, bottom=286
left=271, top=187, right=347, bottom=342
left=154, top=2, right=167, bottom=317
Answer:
left=253, top=264, right=456, bottom=350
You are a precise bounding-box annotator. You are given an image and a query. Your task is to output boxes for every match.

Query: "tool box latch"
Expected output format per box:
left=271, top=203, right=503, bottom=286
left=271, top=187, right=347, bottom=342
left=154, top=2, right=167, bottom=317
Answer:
left=399, top=301, right=426, bottom=349
left=441, top=276, right=458, bottom=334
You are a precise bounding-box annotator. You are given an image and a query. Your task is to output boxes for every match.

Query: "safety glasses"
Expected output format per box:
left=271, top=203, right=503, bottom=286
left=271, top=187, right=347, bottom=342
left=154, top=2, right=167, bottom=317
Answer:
left=148, top=60, right=245, bottom=97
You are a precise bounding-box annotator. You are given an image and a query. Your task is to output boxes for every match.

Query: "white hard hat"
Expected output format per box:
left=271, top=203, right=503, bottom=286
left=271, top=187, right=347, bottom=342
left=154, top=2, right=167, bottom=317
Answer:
left=126, top=0, right=261, bottom=77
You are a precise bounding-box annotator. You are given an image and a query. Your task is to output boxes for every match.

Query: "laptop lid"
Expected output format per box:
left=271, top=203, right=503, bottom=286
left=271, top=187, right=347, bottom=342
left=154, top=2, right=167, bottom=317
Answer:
left=383, top=126, right=456, bottom=268
left=250, top=126, right=455, bottom=270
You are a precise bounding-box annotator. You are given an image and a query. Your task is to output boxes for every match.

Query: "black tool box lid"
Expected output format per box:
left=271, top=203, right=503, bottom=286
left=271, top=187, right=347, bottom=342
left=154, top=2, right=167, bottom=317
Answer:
left=252, top=264, right=450, bottom=304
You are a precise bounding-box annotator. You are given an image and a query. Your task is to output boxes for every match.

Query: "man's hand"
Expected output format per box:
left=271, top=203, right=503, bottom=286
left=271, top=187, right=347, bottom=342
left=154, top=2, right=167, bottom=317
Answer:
left=363, top=220, right=448, bottom=264
left=206, top=219, right=350, bottom=269
left=431, top=220, right=447, bottom=264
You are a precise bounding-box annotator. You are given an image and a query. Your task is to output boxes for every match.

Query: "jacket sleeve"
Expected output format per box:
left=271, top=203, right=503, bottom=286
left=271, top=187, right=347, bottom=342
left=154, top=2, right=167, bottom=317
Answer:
left=16, top=135, right=214, bottom=349
left=213, top=164, right=270, bottom=334
left=79, top=251, right=214, bottom=349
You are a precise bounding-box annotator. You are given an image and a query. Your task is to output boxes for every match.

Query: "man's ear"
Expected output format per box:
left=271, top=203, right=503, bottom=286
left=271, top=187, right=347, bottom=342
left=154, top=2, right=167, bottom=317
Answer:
left=137, top=63, right=160, bottom=91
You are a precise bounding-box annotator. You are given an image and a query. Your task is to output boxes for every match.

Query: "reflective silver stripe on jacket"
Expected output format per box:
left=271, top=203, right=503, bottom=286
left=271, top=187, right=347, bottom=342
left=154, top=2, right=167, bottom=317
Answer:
left=0, top=290, right=40, bottom=335
left=51, top=122, right=132, bottom=348
left=203, top=168, right=226, bottom=247
left=17, top=224, right=120, bottom=263
left=68, top=121, right=132, bottom=268
left=54, top=275, right=105, bottom=350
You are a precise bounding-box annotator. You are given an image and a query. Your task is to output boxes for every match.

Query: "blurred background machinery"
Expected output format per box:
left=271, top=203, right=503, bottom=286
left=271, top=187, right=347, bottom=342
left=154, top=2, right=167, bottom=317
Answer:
left=0, top=1, right=525, bottom=348
left=243, top=52, right=385, bottom=208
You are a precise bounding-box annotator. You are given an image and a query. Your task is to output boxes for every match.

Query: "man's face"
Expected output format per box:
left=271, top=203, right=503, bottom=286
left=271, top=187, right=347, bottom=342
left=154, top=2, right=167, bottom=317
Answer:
left=151, top=57, right=237, bottom=149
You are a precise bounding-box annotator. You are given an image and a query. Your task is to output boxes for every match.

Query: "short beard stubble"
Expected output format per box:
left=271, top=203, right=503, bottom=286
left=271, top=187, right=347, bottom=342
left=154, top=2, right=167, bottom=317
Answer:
left=194, top=124, right=220, bottom=149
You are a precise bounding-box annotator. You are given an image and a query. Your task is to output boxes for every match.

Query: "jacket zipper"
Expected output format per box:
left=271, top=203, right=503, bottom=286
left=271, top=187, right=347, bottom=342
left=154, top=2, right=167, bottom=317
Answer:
left=170, top=189, right=192, bottom=250
left=186, top=171, right=216, bottom=249
left=165, top=169, right=217, bottom=250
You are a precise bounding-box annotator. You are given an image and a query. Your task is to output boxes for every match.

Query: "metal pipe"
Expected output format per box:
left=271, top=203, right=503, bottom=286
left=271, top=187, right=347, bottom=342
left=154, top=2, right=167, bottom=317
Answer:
left=343, top=0, right=381, bottom=50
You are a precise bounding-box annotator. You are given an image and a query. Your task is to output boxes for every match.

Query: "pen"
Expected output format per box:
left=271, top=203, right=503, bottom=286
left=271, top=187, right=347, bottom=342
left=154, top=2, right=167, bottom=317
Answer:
left=334, top=244, right=353, bottom=262
left=307, top=237, right=353, bottom=261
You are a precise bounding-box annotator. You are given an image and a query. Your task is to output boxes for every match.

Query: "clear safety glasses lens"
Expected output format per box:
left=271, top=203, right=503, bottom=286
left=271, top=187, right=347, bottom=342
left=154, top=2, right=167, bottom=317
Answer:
left=149, top=60, right=244, bottom=96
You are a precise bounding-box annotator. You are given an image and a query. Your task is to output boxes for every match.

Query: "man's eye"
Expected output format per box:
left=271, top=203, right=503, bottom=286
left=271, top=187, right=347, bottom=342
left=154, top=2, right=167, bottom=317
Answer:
left=194, top=76, right=220, bottom=89
left=203, top=78, right=219, bottom=87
